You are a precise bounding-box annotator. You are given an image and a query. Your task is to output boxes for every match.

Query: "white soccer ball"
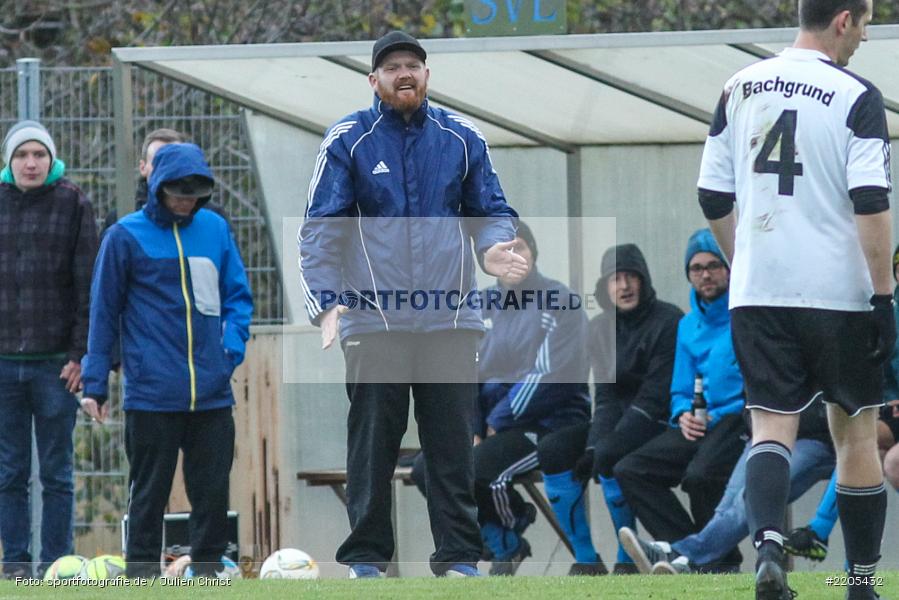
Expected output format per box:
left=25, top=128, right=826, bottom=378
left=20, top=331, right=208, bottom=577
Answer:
left=259, top=548, right=319, bottom=580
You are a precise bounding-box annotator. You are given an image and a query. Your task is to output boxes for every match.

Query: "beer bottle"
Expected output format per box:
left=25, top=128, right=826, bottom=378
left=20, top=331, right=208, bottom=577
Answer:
left=692, top=374, right=708, bottom=423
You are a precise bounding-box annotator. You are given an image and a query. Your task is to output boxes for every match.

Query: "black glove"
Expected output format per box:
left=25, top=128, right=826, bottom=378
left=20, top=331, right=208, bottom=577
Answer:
left=573, top=448, right=595, bottom=482
left=869, top=294, right=897, bottom=364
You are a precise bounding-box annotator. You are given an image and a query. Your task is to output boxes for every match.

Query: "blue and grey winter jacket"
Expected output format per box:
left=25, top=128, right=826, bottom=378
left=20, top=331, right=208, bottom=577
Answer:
left=82, top=143, right=253, bottom=412
left=475, top=270, right=591, bottom=435
left=298, top=97, right=518, bottom=339
left=669, top=289, right=745, bottom=428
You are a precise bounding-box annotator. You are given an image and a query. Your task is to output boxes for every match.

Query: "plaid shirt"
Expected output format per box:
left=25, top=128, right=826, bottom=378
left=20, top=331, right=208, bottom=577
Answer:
left=0, top=179, right=98, bottom=361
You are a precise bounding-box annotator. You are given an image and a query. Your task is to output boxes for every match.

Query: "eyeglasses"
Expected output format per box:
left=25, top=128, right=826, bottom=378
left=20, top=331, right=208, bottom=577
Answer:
left=688, top=261, right=726, bottom=276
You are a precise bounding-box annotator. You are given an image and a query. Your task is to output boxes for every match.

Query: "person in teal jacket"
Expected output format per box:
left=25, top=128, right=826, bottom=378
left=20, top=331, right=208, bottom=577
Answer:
left=81, top=142, right=252, bottom=579
left=614, top=229, right=747, bottom=570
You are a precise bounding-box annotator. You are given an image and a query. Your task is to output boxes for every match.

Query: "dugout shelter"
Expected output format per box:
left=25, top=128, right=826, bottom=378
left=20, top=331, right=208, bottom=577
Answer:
left=111, top=26, right=899, bottom=576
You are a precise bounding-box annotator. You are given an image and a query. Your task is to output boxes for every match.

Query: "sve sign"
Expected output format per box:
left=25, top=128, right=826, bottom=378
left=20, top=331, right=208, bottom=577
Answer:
left=464, top=0, right=567, bottom=36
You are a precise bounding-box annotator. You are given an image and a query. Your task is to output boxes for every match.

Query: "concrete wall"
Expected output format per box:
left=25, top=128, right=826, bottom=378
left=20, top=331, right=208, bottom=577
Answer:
left=244, top=112, right=899, bottom=575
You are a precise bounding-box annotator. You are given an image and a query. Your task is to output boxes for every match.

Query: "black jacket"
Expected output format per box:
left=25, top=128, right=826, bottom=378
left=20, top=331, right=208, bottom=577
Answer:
left=587, top=244, right=683, bottom=447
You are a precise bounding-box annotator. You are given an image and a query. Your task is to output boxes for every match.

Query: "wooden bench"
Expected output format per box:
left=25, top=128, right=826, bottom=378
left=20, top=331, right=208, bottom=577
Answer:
left=296, top=465, right=575, bottom=560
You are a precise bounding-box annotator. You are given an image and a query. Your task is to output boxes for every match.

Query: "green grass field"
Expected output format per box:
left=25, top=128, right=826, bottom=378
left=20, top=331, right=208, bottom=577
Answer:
left=0, top=571, right=894, bottom=600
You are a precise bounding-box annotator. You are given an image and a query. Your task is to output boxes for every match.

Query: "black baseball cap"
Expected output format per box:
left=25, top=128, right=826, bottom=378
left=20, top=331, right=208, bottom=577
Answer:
left=162, top=174, right=214, bottom=198
left=371, top=31, right=427, bottom=72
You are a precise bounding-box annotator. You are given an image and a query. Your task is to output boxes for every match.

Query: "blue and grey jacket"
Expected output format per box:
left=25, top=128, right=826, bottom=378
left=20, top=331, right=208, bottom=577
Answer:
left=298, top=96, right=517, bottom=340
left=475, top=270, right=591, bottom=435
left=82, top=143, right=253, bottom=412
left=669, top=289, right=745, bottom=428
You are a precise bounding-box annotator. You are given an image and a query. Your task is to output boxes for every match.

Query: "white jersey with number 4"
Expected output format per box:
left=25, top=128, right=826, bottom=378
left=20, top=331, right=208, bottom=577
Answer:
left=698, top=47, right=892, bottom=311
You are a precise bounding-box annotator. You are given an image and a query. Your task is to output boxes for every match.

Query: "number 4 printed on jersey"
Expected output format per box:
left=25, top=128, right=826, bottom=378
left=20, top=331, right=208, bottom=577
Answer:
left=753, top=110, right=804, bottom=196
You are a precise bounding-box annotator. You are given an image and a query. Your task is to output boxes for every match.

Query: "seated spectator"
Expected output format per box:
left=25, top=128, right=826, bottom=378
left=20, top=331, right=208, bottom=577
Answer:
left=412, top=222, right=590, bottom=576
left=614, top=229, right=746, bottom=571
left=880, top=402, right=899, bottom=491
left=785, top=247, right=899, bottom=562
left=877, top=243, right=899, bottom=493
left=619, top=394, right=834, bottom=574
left=536, top=243, right=682, bottom=575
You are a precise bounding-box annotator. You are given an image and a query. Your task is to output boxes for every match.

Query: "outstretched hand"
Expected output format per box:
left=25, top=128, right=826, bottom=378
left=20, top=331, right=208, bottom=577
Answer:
left=484, top=240, right=529, bottom=281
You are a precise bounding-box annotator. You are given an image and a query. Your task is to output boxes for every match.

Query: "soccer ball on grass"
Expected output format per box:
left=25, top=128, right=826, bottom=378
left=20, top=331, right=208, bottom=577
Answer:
left=259, top=548, right=319, bottom=579
left=43, top=555, right=88, bottom=581
left=82, top=555, right=127, bottom=580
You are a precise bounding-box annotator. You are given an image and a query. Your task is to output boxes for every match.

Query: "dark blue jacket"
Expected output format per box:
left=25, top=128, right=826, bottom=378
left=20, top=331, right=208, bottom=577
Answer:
left=82, top=143, right=253, bottom=412
left=298, top=97, right=517, bottom=339
left=475, top=270, right=591, bottom=435
left=669, top=289, right=745, bottom=428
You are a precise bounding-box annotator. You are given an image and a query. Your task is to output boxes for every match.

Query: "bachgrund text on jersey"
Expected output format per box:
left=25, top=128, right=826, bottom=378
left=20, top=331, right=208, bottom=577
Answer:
left=742, top=76, right=835, bottom=106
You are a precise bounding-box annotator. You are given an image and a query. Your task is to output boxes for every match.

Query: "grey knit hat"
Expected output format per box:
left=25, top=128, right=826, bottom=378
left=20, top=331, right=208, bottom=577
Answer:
left=3, top=120, right=56, bottom=165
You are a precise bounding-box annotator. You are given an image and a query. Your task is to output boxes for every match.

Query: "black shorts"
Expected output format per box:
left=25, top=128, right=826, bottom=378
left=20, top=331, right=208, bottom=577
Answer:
left=730, top=306, right=884, bottom=417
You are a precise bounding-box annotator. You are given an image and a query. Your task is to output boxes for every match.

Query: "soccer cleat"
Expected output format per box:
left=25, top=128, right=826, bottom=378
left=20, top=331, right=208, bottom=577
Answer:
left=184, top=555, right=241, bottom=580
left=755, top=556, right=797, bottom=600
left=1, top=565, right=30, bottom=580
left=348, top=564, right=383, bottom=579
left=444, top=564, right=481, bottom=577
left=568, top=562, right=608, bottom=576
left=489, top=538, right=531, bottom=576
left=845, top=586, right=883, bottom=599
left=612, top=562, right=640, bottom=575
left=783, top=526, right=828, bottom=562
left=618, top=527, right=678, bottom=575
left=652, top=557, right=692, bottom=575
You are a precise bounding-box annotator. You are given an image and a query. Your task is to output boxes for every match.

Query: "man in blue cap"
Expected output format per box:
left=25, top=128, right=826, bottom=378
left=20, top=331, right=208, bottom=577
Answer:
left=299, top=30, right=523, bottom=578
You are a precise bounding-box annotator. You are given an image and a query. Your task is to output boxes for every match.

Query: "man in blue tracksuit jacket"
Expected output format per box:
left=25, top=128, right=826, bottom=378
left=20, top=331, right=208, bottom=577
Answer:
left=615, top=229, right=746, bottom=560
left=410, top=222, right=590, bottom=575
left=298, top=31, right=523, bottom=578
left=81, top=143, right=253, bottom=578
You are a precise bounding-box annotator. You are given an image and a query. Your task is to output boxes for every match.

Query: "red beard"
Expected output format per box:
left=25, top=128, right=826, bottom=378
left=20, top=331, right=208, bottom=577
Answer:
left=378, top=81, right=427, bottom=114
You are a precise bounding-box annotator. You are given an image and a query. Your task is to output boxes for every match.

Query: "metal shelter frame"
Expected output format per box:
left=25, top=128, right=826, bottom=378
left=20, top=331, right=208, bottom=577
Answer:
left=111, top=25, right=899, bottom=292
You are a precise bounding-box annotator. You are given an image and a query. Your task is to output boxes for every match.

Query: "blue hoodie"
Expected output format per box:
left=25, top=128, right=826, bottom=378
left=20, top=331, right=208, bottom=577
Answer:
left=82, top=143, right=253, bottom=412
left=668, top=289, right=745, bottom=428
left=669, top=229, right=744, bottom=428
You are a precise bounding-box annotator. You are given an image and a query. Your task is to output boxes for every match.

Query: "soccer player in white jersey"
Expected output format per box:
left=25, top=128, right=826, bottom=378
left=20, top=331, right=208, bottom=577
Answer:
left=697, top=1, right=892, bottom=599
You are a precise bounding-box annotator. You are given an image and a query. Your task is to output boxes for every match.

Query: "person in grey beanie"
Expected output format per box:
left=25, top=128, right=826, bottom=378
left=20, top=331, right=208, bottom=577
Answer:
left=0, top=120, right=98, bottom=579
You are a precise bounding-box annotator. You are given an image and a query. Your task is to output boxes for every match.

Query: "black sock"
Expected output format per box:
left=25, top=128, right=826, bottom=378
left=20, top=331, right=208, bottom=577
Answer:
left=837, top=482, right=886, bottom=591
left=745, top=441, right=791, bottom=554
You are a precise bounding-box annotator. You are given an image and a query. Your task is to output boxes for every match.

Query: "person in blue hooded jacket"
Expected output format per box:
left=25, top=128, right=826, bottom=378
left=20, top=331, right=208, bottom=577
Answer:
left=298, top=31, right=523, bottom=578
left=80, top=143, right=253, bottom=579
left=614, top=229, right=746, bottom=561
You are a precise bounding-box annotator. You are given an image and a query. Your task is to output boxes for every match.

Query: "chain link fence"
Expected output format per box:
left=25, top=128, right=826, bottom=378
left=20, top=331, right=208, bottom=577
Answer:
left=0, top=64, right=284, bottom=558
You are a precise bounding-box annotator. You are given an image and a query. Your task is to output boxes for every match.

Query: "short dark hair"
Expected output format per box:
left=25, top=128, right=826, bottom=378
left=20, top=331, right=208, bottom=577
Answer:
left=140, top=128, right=186, bottom=160
left=799, top=0, right=869, bottom=31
